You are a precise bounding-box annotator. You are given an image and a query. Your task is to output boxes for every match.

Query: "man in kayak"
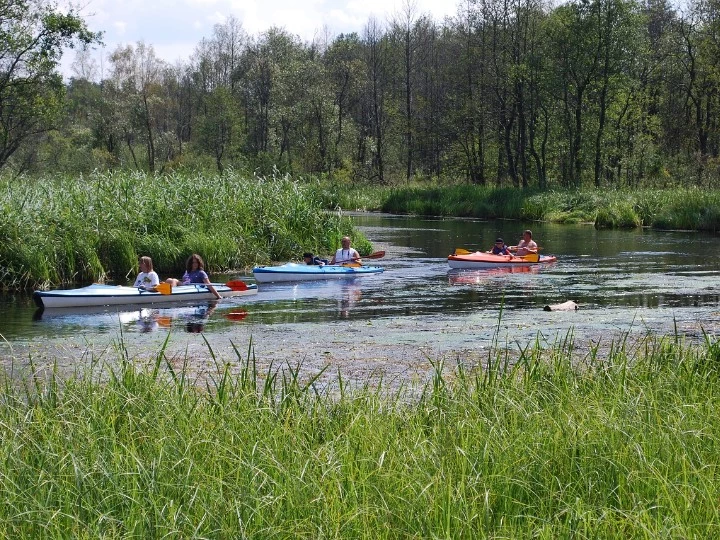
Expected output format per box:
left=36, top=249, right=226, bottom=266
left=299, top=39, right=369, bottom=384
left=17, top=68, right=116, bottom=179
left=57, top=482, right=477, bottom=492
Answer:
left=510, top=230, right=538, bottom=256
left=490, top=238, right=511, bottom=255
left=303, top=252, right=328, bottom=266
left=330, top=236, right=361, bottom=265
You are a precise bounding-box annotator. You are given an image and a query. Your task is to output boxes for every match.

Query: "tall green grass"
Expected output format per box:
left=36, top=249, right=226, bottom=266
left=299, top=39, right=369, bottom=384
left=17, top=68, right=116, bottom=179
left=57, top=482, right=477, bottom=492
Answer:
left=1, top=330, right=720, bottom=536
left=0, top=171, right=371, bottom=289
left=376, top=184, right=720, bottom=231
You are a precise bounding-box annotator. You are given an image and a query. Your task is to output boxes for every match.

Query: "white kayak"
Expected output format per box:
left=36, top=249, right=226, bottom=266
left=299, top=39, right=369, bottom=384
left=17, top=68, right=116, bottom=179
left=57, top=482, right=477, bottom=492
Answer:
left=253, top=262, right=384, bottom=283
left=33, top=282, right=258, bottom=309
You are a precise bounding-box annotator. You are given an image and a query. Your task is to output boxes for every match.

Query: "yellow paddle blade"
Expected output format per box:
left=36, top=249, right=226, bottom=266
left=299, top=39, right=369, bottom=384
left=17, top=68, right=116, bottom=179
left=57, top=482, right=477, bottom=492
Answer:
left=342, top=262, right=362, bottom=268
left=454, top=248, right=472, bottom=255
left=518, top=253, right=540, bottom=263
left=155, top=282, right=172, bottom=295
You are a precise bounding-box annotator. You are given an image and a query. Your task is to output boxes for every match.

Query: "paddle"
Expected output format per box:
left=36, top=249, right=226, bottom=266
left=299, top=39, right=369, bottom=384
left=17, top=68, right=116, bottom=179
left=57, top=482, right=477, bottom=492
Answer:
left=337, top=250, right=386, bottom=267
left=153, top=280, right=250, bottom=295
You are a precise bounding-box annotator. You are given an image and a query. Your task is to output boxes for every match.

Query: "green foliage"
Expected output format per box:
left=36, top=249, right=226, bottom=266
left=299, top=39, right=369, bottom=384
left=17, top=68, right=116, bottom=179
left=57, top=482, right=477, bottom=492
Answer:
left=595, top=202, right=641, bottom=229
left=0, top=0, right=100, bottom=169
left=0, top=170, right=374, bottom=289
left=2, top=331, right=720, bottom=536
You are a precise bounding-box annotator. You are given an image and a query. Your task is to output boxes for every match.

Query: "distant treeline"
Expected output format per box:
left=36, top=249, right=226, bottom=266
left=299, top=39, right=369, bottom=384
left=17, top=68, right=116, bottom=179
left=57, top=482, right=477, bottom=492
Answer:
left=4, top=0, right=720, bottom=188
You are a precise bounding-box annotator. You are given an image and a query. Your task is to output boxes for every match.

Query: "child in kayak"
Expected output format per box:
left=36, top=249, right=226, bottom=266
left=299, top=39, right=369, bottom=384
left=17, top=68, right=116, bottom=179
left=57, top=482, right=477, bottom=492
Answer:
left=134, top=256, right=160, bottom=290
left=490, top=238, right=511, bottom=255
left=303, top=252, right=328, bottom=266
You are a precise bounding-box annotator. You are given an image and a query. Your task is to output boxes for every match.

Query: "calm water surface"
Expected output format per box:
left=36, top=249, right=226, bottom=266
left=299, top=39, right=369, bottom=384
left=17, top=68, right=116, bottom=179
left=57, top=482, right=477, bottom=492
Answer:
left=2, top=214, right=720, bottom=347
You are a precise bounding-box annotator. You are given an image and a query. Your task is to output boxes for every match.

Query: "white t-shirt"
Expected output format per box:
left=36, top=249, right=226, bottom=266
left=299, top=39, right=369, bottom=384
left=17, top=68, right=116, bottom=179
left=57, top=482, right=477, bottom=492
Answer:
left=134, top=271, right=160, bottom=289
left=334, top=248, right=360, bottom=264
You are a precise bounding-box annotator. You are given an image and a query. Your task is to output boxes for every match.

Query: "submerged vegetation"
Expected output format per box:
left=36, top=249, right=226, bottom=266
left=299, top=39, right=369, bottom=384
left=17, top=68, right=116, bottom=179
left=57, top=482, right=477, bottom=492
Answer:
left=0, top=171, right=371, bottom=290
left=2, top=330, right=720, bottom=536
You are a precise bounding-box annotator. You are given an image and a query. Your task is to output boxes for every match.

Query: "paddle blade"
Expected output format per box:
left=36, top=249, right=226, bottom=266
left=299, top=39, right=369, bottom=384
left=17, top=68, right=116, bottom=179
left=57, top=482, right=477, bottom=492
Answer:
left=363, top=250, right=386, bottom=260
left=155, top=282, right=172, bottom=295
left=342, top=263, right=362, bottom=268
left=518, top=253, right=540, bottom=263
left=454, top=248, right=472, bottom=255
left=226, top=280, right=249, bottom=291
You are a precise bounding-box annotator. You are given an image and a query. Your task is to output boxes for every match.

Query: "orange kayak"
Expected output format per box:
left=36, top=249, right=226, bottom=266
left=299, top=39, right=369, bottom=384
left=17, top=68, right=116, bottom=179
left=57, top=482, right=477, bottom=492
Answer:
left=447, top=251, right=557, bottom=269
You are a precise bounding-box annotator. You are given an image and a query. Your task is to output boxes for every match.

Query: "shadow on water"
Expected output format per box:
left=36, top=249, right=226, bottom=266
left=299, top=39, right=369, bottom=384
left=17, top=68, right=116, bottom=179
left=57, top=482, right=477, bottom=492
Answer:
left=3, top=213, right=720, bottom=344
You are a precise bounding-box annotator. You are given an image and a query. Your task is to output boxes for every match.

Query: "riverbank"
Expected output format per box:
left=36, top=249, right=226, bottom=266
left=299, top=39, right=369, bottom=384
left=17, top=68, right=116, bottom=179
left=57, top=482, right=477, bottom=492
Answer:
left=1, top=326, right=719, bottom=537
left=317, top=181, right=720, bottom=231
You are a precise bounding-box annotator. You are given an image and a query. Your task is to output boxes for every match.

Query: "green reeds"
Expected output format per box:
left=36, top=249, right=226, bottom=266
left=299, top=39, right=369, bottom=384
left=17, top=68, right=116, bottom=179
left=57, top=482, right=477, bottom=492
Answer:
left=1, top=330, right=719, bottom=536
left=0, top=171, right=370, bottom=289
left=374, top=183, right=720, bottom=231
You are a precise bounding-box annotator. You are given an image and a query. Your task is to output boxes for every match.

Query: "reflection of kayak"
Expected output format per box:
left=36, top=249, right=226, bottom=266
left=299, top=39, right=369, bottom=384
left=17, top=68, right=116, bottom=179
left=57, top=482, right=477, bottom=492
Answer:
left=253, top=263, right=383, bottom=283
left=448, top=266, right=538, bottom=284
left=447, top=252, right=557, bottom=269
left=33, top=282, right=258, bottom=308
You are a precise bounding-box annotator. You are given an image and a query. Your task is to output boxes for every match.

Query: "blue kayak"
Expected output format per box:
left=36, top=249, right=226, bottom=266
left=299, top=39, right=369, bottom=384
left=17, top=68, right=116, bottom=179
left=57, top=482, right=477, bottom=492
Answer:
left=253, top=263, right=384, bottom=283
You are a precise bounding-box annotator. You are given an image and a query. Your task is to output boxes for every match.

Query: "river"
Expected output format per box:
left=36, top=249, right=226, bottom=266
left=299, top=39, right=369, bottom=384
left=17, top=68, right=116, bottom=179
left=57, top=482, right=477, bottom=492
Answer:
left=2, top=214, right=719, bottom=385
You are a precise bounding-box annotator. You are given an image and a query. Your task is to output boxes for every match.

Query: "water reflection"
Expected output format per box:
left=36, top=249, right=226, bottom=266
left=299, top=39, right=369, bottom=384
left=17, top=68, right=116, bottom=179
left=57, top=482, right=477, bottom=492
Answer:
left=31, top=301, right=246, bottom=334
left=338, top=281, right=362, bottom=318
left=448, top=266, right=538, bottom=286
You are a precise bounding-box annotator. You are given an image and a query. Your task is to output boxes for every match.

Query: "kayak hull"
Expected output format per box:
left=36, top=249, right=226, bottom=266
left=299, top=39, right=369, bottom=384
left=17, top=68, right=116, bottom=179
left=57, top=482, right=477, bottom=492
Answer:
left=33, top=282, right=258, bottom=309
left=448, top=252, right=557, bottom=269
left=253, top=262, right=383, bottom=283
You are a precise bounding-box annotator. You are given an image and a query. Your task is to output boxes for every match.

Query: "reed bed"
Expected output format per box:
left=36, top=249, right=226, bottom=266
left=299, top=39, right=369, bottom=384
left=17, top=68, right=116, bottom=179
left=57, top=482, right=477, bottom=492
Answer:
left=0, top=171, right=371, bottom=290
left=1, top=330, right=719, bottom=537
left=378, top=184, right=720, bottom=231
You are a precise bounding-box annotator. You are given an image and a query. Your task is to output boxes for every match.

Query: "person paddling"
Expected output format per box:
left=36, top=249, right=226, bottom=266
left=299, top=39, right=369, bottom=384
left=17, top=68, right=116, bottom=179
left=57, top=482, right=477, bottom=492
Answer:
left=330, top=236, right=361, bottom=265
left=510, top=230, right=538, bottom=256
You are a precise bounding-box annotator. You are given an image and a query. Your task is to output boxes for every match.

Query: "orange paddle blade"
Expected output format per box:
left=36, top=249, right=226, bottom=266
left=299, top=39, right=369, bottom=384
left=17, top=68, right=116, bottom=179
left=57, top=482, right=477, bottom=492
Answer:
left=454, top=248, right=472, bottom=255
left=155, top=282, right=172, bottom=295
left=363, top=250, right=386, bottom=259
left=226, top=280, right=249, bottom=291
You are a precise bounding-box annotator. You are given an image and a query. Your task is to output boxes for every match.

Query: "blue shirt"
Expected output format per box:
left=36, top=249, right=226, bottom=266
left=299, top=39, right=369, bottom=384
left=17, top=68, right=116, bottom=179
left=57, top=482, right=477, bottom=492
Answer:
left=181, top=269, right=209, bottom=284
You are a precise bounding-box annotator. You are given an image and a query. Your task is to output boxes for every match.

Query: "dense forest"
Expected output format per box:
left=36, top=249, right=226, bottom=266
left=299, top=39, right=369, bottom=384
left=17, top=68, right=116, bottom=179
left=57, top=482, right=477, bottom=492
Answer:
left=4, top=0, right=720, bottom=188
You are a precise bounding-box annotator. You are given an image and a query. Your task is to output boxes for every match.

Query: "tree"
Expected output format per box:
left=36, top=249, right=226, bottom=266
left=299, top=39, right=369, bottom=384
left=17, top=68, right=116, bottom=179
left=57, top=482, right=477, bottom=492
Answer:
left=0, top=0, right=99, bottom=169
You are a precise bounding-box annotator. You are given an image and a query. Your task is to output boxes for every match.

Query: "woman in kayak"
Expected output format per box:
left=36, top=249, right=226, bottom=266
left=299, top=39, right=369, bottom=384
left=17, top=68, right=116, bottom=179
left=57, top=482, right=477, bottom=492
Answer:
left=330, top=236, right=361, bottom=265
left=510, top=230, right=538, bottom=256
left=166, top=253, right=221, bottom=299
left=490, top=238, right=511, bottom=255
left=134, top=256, right=160, bottom=290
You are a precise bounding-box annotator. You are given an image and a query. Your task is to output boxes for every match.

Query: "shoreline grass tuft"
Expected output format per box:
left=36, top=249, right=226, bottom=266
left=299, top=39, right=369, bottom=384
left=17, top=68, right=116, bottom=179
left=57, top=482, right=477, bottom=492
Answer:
left=1, top=330, right=719, bottom=536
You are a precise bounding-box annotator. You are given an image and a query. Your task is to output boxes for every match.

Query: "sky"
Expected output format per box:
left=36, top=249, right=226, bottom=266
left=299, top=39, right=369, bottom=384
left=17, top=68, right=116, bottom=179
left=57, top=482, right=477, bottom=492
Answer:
left=62, top=0, right=462, bottom=79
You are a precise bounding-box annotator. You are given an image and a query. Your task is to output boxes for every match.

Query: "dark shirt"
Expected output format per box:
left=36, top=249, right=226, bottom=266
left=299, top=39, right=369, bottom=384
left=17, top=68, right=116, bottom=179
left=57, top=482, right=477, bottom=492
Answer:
left=491, top=245, right=510, bottom=255
left=305, top=256, right=328, bottom=265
